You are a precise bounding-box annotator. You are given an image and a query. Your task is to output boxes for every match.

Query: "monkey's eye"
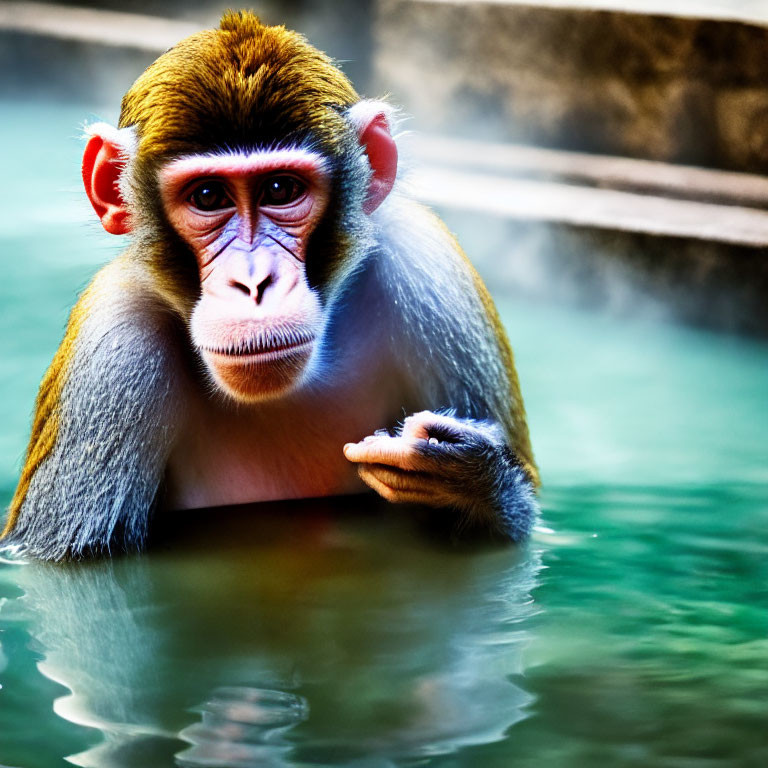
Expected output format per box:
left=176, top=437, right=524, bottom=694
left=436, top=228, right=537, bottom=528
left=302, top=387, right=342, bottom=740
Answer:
left=188, top=182, right=233, bottom=211
left=261, top=175, right=305, bottom=207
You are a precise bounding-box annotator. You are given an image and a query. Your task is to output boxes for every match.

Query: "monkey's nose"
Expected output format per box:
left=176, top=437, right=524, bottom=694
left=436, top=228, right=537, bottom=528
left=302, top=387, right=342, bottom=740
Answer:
left=229, top=274, right=273, bottom=304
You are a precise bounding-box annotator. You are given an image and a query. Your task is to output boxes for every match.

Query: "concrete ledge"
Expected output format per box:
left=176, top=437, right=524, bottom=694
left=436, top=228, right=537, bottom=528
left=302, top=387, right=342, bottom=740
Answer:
left=407, top=135, right=768, bottom=208
left=411, top=166, right=768, bottom=247
left=407, top=135, right=768, bottom=246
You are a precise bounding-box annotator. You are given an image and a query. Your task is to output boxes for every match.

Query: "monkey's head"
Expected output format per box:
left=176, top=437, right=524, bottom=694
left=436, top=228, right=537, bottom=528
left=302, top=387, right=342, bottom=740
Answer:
left=81, top=11, right=397, bottom=402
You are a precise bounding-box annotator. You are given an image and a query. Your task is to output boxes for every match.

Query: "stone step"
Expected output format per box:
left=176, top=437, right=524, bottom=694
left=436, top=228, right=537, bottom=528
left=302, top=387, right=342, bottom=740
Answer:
left=376, top=0, right=768, bottom=173
left=407, top=135, right=768, bottom=208
left=413, top=166, right=768, bottom=247
left=405, top=136, right=768, bottom=246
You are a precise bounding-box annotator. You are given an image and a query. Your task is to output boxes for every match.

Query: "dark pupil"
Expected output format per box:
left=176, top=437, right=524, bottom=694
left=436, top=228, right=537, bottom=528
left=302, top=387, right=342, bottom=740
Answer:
left=264, top=177, right=301, bottom=206
left=192, top=184, right=227, bottom=210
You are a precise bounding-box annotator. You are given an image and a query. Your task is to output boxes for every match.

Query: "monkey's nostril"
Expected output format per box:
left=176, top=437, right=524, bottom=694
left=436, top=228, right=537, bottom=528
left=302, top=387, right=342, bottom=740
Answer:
left=229, top=279, right=251, bottom=296
left=255, top=274, right=272, bottom=304
left=229, top=275, right=273, bottom=302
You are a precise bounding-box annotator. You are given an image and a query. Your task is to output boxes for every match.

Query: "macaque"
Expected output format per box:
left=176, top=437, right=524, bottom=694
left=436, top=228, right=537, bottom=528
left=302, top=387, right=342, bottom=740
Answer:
left=1, top=11, right=539, bottom=560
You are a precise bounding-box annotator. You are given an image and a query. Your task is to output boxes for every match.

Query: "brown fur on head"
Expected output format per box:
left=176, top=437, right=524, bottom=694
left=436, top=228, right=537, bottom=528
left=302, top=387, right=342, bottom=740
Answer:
left=119, top=11, right=359, bottom=161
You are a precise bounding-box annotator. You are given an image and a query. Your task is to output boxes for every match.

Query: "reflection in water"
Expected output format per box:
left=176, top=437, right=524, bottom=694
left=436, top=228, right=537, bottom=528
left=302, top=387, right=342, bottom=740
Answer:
left=7, top=498, right=541, bottom=767
left=179, top=687, right=309, bottom=768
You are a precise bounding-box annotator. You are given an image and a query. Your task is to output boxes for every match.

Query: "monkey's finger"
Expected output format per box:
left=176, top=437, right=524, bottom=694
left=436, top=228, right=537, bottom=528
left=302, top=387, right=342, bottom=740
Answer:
left=361, top=464, right=435, bottom=494
left=358, top=464, right=459, bottom=508
left=343, top=436, right=432, bottom=472
left=357, top=465, right=444, bottom=506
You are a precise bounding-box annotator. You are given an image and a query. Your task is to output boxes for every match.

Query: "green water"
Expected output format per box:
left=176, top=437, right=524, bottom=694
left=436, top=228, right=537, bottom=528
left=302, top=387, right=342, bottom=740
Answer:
left=0, top=100, right=766, bottom=767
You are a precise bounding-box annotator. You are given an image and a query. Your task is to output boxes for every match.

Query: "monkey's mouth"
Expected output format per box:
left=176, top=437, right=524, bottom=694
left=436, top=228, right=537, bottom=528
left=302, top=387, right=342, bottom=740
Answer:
left=197, top=330, right=317, bottom=401
left=201, top=335, right=315, bottom=363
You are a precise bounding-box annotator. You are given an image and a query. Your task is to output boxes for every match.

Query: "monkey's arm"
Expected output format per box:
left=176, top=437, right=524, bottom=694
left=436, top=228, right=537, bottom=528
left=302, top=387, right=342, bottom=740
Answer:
left=344, top=411, right=537, bottom=541
left=2, top=263, right=180, bottom=561
left=344, top=195, right=538, bottom=540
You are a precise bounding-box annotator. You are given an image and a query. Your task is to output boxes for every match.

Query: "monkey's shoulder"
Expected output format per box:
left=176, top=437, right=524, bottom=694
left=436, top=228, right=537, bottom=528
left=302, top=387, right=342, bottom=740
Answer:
left=62, top=258, right=183, bottom=366
left=370, top=195, right=507, bottom=361
left=30, top=257, right=186, bottom=463
left=372, top=195, right=496, bottom=317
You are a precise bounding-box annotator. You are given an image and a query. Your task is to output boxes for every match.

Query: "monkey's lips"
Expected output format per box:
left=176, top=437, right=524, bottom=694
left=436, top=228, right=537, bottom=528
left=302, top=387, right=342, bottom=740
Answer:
left=202, top=336, right=315, bottom=363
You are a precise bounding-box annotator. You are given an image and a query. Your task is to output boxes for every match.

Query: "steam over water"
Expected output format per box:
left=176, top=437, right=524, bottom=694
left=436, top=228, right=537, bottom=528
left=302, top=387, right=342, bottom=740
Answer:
left=0, top=100, right=766, bottom=767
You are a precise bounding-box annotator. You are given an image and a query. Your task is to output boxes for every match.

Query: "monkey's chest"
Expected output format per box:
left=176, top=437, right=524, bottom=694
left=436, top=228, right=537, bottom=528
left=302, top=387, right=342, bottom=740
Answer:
left=164, top=389, right=396, bottom=511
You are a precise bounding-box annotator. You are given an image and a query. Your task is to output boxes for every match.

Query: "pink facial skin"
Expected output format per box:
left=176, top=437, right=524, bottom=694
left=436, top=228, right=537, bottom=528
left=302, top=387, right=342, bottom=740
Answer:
left=159, top=150, right=331, bottom=401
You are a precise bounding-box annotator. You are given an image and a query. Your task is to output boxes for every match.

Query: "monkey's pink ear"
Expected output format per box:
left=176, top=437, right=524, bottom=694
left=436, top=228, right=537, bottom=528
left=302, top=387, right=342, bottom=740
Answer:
left=82, top=132, right=131, bottom=235
left=359, top=115, right=397, bottom=214
left=349, top=103, right=398, bottom=215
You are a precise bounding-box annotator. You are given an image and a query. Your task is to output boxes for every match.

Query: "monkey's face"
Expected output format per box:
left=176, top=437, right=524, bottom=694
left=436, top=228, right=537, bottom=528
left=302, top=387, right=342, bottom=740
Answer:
left=160, top=149, right=331, bottom=402
left=83, top=83, right=396, bottom=406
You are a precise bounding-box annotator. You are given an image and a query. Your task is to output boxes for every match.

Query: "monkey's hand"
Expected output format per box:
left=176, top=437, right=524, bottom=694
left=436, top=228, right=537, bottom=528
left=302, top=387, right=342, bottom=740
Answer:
left=343, top=411, right=537, bottom=542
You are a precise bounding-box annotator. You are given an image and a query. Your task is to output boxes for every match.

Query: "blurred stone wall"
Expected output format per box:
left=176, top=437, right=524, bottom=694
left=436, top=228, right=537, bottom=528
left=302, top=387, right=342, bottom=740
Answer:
left=375, top=0, right=768, bottom=173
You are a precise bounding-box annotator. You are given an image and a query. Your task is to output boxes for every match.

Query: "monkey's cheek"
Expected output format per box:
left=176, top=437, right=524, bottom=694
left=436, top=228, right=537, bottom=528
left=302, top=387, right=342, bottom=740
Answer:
left=203, top=348, right=313, bottom=402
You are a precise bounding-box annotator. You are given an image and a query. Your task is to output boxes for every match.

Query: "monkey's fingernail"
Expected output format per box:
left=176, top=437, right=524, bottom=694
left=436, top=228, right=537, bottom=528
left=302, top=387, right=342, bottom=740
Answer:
left=428, top=437, right=439, bottom=445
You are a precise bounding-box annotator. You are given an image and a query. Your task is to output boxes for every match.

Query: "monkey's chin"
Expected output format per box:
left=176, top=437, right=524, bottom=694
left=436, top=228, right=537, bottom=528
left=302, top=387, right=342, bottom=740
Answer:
left=202, top=340, right=314, bottom=403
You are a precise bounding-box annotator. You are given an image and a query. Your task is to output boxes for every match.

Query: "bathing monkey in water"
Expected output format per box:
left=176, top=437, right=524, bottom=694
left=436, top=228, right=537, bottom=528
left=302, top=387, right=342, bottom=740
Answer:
left=1, top=12, right=539, bottom=560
